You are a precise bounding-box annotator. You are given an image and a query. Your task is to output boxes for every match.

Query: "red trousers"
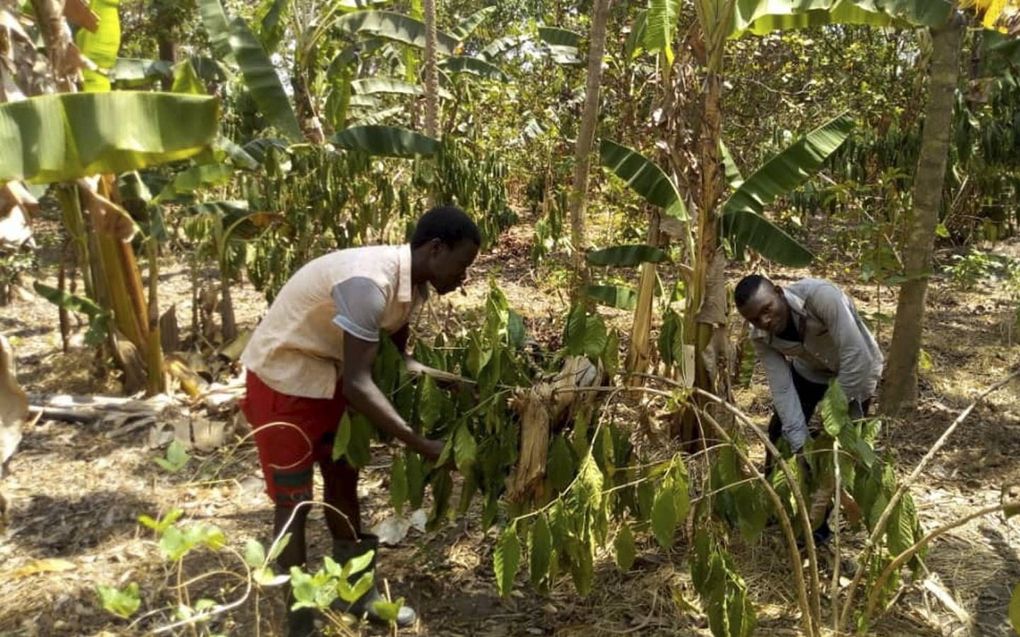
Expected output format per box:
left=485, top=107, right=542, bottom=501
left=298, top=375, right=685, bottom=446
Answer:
left=240, top=371, right=358, bottom=517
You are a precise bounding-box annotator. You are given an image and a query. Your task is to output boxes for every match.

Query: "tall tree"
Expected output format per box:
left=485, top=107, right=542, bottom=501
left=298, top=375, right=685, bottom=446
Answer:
left=881, top=16, right=964, bottom=415
left=568, top=0, right=613, bottom=298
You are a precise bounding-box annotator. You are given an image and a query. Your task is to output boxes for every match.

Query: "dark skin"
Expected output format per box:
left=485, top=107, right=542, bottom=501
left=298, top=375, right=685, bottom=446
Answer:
left=737, top=280, right=793, bottom=336
left=275, top=237, right=479, bottom=572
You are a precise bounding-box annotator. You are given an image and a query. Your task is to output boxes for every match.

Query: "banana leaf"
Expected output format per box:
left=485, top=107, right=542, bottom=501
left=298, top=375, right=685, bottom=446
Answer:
left=645, top=0, right=681, bottom=63
left=440, top=56, right=508, bottom=81
left=335, top=11, right=458, bottom=55
left=331, top=125, right=438, bottom=158
left=0, top=93, right=220, bottom=184
left=729, top=0, right=953, bottom=38
left=600, top=139, right=687, bottom=218
left=228, top=17, right=304, bottom=142
left=720, top=114, right=853, bottom=266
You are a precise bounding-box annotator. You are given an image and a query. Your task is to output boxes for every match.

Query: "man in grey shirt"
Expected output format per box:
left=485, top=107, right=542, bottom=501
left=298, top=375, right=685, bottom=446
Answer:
left=735, top=275, right=884, bottom=541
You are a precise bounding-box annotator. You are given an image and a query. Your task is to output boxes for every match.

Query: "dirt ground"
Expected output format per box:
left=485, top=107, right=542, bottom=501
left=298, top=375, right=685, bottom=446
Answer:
left=0, top=215, right=1017, bottom=637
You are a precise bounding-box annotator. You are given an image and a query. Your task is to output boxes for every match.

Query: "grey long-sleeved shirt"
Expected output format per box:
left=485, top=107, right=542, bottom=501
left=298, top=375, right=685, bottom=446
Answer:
left=749, top=279, right=884, bottom=450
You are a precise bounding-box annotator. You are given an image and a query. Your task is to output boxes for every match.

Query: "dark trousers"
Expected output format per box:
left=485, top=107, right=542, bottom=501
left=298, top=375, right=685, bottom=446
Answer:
left=764, top=366, right=870, bottom=475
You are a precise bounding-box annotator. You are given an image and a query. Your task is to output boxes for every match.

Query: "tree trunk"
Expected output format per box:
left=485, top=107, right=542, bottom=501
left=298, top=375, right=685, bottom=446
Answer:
left=881, top=18, right=963, bottom=416
left=423, top=0, right=439, bottom=138
left=30, top=0, right=77, bottom=92
left=567, top=0, right=613, bottom=301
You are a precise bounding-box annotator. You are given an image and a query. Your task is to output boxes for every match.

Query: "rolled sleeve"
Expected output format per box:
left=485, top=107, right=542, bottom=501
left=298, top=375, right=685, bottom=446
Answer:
left=809, top=284, right=879, bottom=401
left=331, top=277, right=386, bottom=342
left=755, top=339, right=809, bottom=451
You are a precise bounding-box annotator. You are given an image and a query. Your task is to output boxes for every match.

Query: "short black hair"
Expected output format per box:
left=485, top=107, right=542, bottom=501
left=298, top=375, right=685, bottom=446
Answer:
left=734, top=274, right=772, bottom=308
left=410, top=205, right=482, bottom=249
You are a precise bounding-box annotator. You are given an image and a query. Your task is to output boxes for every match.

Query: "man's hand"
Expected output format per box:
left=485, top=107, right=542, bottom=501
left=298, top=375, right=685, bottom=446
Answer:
left=417, top=437, right=445, bottom=463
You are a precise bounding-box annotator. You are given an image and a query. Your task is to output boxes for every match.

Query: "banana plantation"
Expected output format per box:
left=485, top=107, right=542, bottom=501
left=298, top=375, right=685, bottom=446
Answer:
left=1, top=0, right=1020, bottom=635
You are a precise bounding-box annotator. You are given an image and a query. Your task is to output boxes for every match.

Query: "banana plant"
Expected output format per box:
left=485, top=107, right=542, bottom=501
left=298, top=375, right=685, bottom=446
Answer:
left=599, top=115, right=851, bottom=382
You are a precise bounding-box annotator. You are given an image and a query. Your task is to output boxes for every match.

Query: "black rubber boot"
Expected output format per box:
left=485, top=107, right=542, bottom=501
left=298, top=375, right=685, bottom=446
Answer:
left=332, top=534, right=417, bottom=627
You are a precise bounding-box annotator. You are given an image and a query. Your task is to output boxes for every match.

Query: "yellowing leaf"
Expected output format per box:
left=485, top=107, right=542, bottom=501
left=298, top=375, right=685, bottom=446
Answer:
left=13, top=558, right=76, bottom=578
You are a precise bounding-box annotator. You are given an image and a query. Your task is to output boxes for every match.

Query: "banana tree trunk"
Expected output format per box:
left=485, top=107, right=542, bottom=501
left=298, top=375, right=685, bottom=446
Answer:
left=292, top=72, right=325, bottom=143
left=29, top=0, right=77, bottom=92
left=881, top=17, right=962, bottom=416
left=685, top=68, right=726, bottom=395
left=626, top=210, right=661, bottom=378
left=423, top=0, right=439, bottom=138
left=568, top=0, right=613, bottom=301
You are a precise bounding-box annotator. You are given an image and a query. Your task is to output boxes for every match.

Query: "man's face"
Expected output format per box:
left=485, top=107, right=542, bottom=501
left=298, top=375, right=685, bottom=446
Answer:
left=738, top=284, right=790, bottom=335
left=428, top=238, right=479, bottom=295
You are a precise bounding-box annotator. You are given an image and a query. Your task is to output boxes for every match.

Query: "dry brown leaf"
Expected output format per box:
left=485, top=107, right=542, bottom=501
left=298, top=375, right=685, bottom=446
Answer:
left=11, top=558, right=76, bottom=578
left=62, top=0, right=99, bottom=31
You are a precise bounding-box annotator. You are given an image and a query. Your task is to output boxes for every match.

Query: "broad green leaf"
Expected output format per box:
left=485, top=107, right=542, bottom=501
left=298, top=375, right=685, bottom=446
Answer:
left=547, top=436, right=575, bottom=491
left=729, top=0, right=953, bottom=38
left=368, top=595, right=403, bottom=622
left=480, top=35, right=524, bottom=61
left=76, top=0, right=121, bottom=92
left=346, top=413, right=375, bottom=468
left=198, top=0, right=234, bottom=62
left=821, top=380, right=850, bottom=437
left=585, top=284, right=637, bottom=311
left=228, top=17, right=304, bottom=142
left=332, top=411, right=353, bottom=461
left=389, top=453, right=408, bottom=514
left=345, top=549, right=375, bottom=577
left=723, top=114, right=853, bottom=219
left=439, top=56, right=509, bottom=81
left=887, top=493, right=918, bottom=558
left=582, top=316, right=609, bottom=360
left=418, top=375, right=444, bottom=430
left=720, top=140, right=744, bottom=188
left=451, top=6, right=496, bottom=40
left=171, top=60, right=207, bottom=95
left=256, top=0, right=290, bottom=52
left=1009, top=583, right=1020, bottom=635
left=651, top=482, right=678, bottom=549
left=406, top=449, right=426, bottom=508
left=644, top=0, right=681, bottom=64
left=33, top=282, right=104, bottom=319
left=537, top=26, right=582, bottom=64
left=564, top=305, right=587, bottom=356
left=529, top=514, right=553, bottom=586
left=453, top=424, right=478, bottom=472
left=335, top=11, right=458, bottom=55
left=494, top=525, right=521, bottom=597
left=428, top=468, right=453, bottom=529
left=331, top=125, right=439, bottom=158
left=97, top=583, right=140, bottom=619
left=586, top=244, right=669, bottom=267
left=721, top=210, right=814, bottom=266
left=599, top=140, right=686, bottom=216
left=154, top=164, right=234, bottom=203
left=154, top=439, right=190, bottom=472
left=614, top=525, right=636, bottom=571
left=244, top=539, right=266, bottom=567
left=625, top=9, right=648, bottom=60
left=603, top=329, right=620, bottom=378
left=351, top=77, right=453, bottom=99
left=0, top=93, right=219, bottom=184
left=721, top=114, right=851, bottom=266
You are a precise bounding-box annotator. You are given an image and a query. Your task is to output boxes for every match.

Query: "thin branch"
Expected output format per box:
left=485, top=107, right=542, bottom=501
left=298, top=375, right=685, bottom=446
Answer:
left=839, top=367, right=1020, bottom=630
